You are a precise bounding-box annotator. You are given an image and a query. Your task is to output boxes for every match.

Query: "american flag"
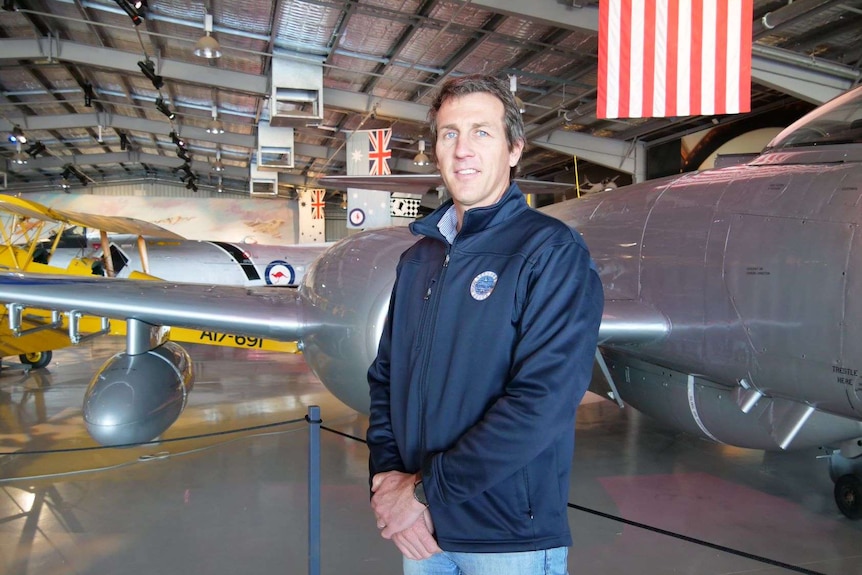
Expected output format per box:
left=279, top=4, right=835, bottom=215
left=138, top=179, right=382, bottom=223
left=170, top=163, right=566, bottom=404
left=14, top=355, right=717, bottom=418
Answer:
left=310, top=189, right=326, bottom=220
left=597, top=0, right=752, bottom=119
left=368, top=129, right=392, bottom=176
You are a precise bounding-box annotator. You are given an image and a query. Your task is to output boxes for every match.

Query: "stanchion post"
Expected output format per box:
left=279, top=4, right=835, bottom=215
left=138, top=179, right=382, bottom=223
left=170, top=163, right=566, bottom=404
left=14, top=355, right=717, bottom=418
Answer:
left=307, top=405, right=321, bottom=575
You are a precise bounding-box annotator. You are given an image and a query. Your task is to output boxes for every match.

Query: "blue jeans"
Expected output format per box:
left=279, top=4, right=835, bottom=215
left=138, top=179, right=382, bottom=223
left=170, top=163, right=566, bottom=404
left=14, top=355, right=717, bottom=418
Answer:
left=403, top=547, right=568, bottom=575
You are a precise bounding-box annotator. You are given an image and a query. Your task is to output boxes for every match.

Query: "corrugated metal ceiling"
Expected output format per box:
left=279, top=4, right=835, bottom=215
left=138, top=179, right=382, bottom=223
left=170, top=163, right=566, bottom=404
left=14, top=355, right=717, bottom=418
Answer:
left=0, top=0, right=860, bottom=196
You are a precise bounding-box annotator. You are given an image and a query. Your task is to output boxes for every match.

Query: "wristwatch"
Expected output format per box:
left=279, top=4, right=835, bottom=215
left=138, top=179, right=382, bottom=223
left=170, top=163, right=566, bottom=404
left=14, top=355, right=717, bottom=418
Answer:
left=413, top=479, right=429, bottom=507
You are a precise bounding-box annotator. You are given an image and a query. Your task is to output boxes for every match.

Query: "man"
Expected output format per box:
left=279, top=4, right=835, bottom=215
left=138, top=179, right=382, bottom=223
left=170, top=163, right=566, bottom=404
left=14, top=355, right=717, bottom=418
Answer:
left=367, top=74, right=603, bottom=575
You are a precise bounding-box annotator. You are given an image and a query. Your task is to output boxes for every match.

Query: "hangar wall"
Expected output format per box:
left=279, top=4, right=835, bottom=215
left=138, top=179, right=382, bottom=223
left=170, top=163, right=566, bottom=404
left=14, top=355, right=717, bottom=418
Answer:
left=27, top=184, right=300, bottom=245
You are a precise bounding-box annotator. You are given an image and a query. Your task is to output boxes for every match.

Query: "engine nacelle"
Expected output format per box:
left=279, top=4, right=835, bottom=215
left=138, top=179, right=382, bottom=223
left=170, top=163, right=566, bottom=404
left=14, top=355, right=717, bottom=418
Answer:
left=299, top=227, right=417, bottom=414
left=83, top=341, right=194, bottom=446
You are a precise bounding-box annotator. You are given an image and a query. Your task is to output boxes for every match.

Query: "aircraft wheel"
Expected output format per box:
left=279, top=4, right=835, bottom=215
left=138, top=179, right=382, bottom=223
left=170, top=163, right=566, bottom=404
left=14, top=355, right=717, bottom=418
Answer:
left=18, top=351, right=53, bottom=369
left=834, top=474, right=862, bottom=519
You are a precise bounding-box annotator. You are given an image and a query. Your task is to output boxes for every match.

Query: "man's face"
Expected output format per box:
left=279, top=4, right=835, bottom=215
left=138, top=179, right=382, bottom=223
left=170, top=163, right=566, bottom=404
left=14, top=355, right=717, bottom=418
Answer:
left=435, top=92, right=524, bottom=215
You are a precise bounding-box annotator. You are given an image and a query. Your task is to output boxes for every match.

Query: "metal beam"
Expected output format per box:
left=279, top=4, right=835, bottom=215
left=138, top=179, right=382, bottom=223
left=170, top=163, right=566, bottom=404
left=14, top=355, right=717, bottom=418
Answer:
left=751, top=44, right=859, bottom=104
left=1, top=38, right=270, bottom=95
left=464, top=0, right=598, bottom=32
left=531, top=130, right=646, bottom=182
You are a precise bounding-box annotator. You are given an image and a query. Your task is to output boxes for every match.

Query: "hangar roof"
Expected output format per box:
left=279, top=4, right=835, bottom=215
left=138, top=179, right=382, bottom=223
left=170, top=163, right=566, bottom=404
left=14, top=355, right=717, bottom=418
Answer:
left=0, top=0, right=860, bottom=196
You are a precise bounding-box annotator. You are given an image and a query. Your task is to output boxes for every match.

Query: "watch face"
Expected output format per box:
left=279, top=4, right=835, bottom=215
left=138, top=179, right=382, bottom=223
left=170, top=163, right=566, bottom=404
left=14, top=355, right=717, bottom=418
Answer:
left=414, top=481, right=428, bottom=506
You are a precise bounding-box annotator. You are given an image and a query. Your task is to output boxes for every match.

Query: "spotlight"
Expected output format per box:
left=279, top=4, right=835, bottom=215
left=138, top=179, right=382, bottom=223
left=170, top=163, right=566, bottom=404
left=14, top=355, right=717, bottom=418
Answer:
left=25, top=141, right=46, bottom=157
left=133, top=0, right=147, bottom=10
left=7, top=125, right=27, bottom=144
left=119, top=132, right=129, bottom=151
left=194, top=13, right=222, bottom=59
left=84, top=82, right=95, bottom=107
left=413, top=139, right=431, bottom=166
left=170, top=131, right=186, bottom=148
left=178, top=163, right=194, bottom=178
left=155, top=97, right=175, bottom=120
left=138, top=59, right=164, bottom=90
left=113, top=0, right=142, bottom=25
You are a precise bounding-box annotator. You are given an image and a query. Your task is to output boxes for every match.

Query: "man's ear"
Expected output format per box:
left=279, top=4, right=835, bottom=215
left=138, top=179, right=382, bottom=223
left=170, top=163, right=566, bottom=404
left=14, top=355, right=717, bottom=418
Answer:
left=509, top=139, right=525, bottom=167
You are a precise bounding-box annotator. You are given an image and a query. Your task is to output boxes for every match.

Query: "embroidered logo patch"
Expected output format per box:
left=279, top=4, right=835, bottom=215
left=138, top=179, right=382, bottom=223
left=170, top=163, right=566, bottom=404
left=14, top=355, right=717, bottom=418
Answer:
left=470, top=271, right=498, bottom=301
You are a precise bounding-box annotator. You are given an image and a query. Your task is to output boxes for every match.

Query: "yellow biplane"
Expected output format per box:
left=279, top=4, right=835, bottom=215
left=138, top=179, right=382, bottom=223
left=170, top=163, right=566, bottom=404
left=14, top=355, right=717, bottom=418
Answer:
left=0, top=195, right=298, bottom=370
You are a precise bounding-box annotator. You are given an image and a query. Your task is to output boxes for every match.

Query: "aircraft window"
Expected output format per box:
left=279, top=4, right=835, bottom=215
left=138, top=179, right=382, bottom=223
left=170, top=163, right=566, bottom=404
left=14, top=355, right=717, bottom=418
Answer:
left=765, top=85, right=862, bottom=151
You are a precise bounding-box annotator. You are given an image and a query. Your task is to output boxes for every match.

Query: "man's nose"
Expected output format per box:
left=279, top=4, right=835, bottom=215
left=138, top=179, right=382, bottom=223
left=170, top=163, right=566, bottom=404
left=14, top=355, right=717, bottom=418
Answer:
left=454, top=136, right=473, bottom=157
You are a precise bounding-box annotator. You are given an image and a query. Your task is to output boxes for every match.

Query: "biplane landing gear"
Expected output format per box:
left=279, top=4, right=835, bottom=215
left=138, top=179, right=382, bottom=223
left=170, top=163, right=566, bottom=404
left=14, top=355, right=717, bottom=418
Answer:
left=18, top=351, right=53, bottom=370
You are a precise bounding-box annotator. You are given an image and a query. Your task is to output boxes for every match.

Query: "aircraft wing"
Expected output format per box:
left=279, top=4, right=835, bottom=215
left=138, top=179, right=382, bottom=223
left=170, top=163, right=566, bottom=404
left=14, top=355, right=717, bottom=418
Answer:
left=318, top=174, right=575, bottom=196
left=49, top=208, right=185, bottom=239
left=0, top=194, right=184, bottom=239
left=0, top=271, right=306, bottom=341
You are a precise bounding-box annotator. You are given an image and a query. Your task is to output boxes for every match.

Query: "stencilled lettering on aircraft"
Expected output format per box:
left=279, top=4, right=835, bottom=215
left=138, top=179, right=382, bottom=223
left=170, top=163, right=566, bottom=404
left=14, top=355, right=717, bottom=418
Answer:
left=199, top=331, right=265, bottom=348
left=833, top=365, right=859, bottom=387
left=745, top=266, right=771, bottom=276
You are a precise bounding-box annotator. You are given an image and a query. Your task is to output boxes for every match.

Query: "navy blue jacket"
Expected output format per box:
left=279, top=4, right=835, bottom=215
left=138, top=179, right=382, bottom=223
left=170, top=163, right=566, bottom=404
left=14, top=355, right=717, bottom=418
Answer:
left=367, top=183, right=603, bottom=552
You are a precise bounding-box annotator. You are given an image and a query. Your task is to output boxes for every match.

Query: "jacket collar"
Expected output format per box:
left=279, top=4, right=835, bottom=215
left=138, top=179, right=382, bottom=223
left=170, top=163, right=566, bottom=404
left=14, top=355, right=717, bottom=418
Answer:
left=410, top=182, right=527, bottom=240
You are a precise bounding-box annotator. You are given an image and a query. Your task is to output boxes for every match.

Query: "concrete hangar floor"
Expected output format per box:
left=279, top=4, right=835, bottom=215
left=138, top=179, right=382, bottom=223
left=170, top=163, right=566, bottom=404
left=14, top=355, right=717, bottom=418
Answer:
left=0, top=338, right=860, bottom=575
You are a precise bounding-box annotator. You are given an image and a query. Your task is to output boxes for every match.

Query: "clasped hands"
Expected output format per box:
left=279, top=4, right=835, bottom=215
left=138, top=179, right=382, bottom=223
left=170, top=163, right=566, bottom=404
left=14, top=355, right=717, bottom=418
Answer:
left=371, top=470, right=442, bottom=560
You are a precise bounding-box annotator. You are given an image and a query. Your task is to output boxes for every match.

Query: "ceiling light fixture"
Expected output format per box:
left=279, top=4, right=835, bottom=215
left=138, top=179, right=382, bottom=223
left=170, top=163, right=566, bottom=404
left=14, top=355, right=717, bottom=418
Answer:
left=206, top=104, right=224, bottom=134
left=194, top=13, right=222, bottom=58
left=216, top=176, right=224, bottom=193
left=12, top=142, right=27, bottom=165
left=7, top=125, right=27, bottom=144
left=155, top=97, right=175, bottom=120
left=138, top=59, right=164, bottom=90
left=213, top=149, right=225, bottom=172
left=413, top=139, right=431, bottom=166
left=113, top=0, right=143, bottom=26
left=509, top=75, right=526, bottom=114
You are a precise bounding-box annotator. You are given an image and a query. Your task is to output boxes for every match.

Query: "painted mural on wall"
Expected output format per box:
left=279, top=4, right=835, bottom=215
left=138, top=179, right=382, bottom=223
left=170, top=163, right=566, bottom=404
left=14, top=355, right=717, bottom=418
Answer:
left=27, top=194, right=298, bottom=245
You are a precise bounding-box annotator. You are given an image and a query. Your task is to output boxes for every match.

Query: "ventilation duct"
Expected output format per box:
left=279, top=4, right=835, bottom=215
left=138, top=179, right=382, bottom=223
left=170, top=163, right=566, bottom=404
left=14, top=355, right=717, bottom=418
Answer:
left=270, top=56, right=324, bottom=127
left=257, top=120, right=294, bottom=170
left=249, top=159, right=278, bottom=196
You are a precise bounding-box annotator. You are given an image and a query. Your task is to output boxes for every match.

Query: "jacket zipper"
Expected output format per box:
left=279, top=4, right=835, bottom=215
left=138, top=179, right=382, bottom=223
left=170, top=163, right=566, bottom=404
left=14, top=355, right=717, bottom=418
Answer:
left=418, top=249, right=451, bottom=461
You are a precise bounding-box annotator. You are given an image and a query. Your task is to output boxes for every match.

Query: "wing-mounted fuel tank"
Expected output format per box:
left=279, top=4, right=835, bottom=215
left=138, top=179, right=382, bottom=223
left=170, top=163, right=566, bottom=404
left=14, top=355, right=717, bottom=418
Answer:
left=83, top=319, right=193, bottom=446
left=299, top=226, right=418, bottom=413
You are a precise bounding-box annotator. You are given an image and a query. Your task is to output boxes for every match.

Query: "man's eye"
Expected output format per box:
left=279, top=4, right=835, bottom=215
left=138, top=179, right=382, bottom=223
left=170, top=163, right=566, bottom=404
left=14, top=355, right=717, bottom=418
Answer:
left=443, top=132, right=457, bottom=140
left=476, top=130, right=488, bottom=137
